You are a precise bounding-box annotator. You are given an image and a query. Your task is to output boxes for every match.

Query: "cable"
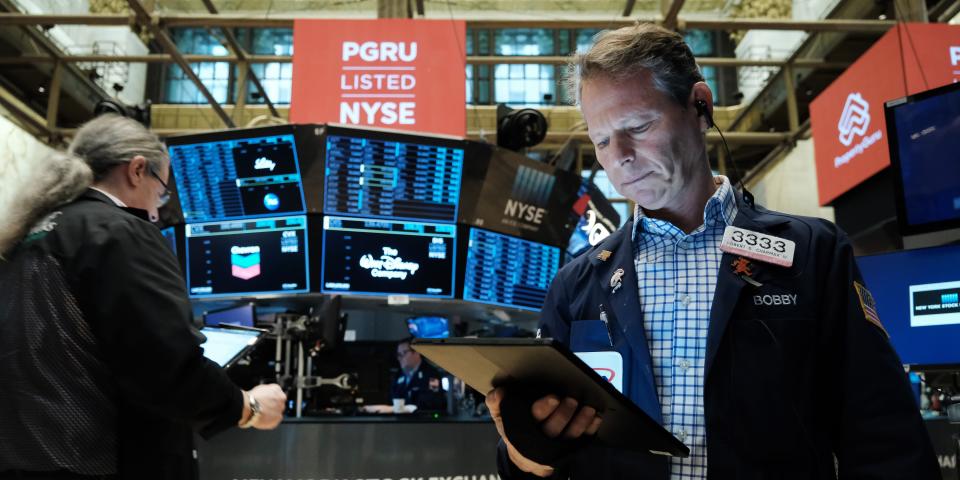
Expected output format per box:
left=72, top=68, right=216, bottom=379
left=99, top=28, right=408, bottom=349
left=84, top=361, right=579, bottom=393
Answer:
left=891, top=0, right=930, bottom=93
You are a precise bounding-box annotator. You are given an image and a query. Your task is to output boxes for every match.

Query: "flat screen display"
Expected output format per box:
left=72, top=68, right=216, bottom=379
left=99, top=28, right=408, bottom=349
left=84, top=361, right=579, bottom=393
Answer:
left=160, top=226, right=177, bottom=256
left=324, top=131, right=465, bottom=223
left=321, top=216, right=456, bottom=297
left=856, top=244, right=960, bottom=367
left=407, top=316, right=450, bottom=339
left=463, top=227, right=561, bottom=311
left=461, top=148, right=582, bottom=246
left=200, top=326, right=261, bottom=368
left=885, top=81, right=960, bottom=234
left=168, top=132, right=307, bottom=222
left=204, top=303, right=256, bottom=328
left=186, top=215, right=310, bottom=298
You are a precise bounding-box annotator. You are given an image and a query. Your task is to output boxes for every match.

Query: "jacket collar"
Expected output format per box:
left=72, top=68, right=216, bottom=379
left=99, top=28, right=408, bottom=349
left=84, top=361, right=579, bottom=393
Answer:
left=80, top=189, right=153, bottom=222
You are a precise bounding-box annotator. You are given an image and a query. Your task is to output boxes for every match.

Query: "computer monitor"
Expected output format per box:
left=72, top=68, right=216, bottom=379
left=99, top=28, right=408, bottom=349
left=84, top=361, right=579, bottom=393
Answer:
left=200, top=326, right=264, bottom=368
left=323, top=126, right=465, bottom=223
left=160, top=226, right=177, bottom=256
left=856, top=244, right=960, bottom=368
left=885, top=81, right=960, bottom=235
left=167, top=126, right=307, bottom=222
left=321, top=216, right=456, bottom=297
left=204, top=303, right=256, bottom=328
left=185, top=215, right=310, bottom=298
left=462, top=227, right=561, bottom=311
left=407, top=316, right=449, bottom=339
left=459, top=147, right=582, bottom=247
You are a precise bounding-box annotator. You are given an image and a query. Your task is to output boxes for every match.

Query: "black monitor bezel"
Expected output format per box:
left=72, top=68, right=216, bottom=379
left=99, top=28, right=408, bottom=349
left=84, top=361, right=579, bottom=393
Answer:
left=884, top=80, right=960, bottom=236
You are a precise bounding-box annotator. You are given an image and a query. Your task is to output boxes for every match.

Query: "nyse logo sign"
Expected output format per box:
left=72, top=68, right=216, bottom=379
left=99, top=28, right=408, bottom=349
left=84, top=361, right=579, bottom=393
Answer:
left=838, top=93, right=870, bottom=146
left=503, top=166, right=555, bottom=230
left=290, top=20, right=466, bottom=136
left=339, top=41, right=417, bottom=126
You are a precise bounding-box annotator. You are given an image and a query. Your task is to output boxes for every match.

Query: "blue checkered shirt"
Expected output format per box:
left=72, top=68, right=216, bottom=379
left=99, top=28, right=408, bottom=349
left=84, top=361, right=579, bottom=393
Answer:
left=632, top=176, right=738, bottom=480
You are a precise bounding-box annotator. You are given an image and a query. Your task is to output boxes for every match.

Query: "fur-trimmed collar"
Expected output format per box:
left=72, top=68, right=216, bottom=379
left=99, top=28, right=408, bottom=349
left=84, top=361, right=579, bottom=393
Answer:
left=0, top=148, right=92, bottom=257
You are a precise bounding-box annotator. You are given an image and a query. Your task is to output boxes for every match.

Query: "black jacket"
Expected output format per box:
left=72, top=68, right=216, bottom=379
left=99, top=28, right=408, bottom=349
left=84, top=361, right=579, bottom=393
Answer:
left=498, top=200, right=940, bottom=479
left=0, top=191, right=242, bottom=478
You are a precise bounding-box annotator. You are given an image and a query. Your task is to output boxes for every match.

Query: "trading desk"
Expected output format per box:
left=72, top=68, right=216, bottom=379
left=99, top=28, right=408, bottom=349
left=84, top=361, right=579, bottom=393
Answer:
left=197, top=415, right=500, bottom=479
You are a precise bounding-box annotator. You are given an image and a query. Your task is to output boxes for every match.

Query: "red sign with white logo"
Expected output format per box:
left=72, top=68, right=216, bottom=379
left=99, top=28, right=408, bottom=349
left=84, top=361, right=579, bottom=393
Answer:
left=290, top=20, right=466, bottom=136
left=810, top=23, right=960, bottom=205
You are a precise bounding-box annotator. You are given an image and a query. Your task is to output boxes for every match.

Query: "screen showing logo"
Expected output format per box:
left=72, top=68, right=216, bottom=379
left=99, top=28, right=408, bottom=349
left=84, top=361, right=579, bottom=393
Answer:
left=503, top=165, right=555, bottom=225
left=910, top=280, right=960, bottom=327
left=358, top=246, right=421, bottom=280
left=838, top=92, right=870, bottom=147
left=263, top=193, right=280, bottom=211
left=254, top=157, right=277, bottom=171
left=230, top=245, right=262, bottom=280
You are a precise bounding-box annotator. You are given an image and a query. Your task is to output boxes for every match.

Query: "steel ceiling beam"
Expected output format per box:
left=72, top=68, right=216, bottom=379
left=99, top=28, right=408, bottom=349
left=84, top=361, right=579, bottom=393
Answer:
left=124, top=0, right=235, bottom=127
left=0, top=54, right=851, bottom=69
left=0, top=84, right=52, bottom=137
left=0, top=13, right=898, bottom=33
left=199, top=0, right=278, bottom=118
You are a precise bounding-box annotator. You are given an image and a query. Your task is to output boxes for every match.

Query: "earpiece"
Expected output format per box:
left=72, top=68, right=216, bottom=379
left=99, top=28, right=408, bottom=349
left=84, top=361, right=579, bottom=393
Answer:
left=694, top=99, right=714, bottom=129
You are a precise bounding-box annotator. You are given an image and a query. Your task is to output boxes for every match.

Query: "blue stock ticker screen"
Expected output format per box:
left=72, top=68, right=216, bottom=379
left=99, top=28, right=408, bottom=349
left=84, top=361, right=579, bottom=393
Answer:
left=463, top=228, right=561, bottom=311
left=856, top=244, right=960, bottom=367
left=323, top=134, right=464, bottom=223
left=169, top=134, right=307, bottom=222
left=185, top=216, right=310, bottom=299
left=321, top=216, right=456, bottom=298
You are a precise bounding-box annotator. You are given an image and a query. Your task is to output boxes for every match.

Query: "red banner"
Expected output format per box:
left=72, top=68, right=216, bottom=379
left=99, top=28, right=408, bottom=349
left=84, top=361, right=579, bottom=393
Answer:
left=810, top=23, right=960, bottom=205
left=290, top=19, right=466, bottom=136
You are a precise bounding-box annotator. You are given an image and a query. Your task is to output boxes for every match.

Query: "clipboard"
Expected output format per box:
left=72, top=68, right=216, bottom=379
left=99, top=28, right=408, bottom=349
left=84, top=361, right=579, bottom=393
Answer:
left=412, top=337, right=689, bottom=459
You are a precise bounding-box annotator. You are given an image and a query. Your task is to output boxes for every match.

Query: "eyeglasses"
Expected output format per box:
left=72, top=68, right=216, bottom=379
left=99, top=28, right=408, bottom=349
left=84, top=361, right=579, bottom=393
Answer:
left=148, top=169, right=171, bottom=207
left=396, top=349, right=414, bottom=358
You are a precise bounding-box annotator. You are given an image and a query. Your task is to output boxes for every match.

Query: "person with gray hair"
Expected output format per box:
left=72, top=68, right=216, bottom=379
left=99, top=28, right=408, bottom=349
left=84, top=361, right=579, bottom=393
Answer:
left=0, top=114, right=286, bottom=479
left=486, top=23, right=938, bottom=480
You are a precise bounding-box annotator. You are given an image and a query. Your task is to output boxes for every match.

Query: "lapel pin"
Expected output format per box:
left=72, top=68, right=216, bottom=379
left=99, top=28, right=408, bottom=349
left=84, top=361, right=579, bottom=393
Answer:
left=610, top=267, right=625, bottom=294
left=597, top=250, right=612, bottom=261
left=731, top=257, right=753, bottom=277
left=732, top=257, right=763, bottom=287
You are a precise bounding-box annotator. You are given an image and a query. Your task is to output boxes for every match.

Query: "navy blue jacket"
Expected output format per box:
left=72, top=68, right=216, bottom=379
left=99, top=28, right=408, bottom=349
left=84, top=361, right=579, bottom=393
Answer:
left=498, top=200, right=939, bottom=479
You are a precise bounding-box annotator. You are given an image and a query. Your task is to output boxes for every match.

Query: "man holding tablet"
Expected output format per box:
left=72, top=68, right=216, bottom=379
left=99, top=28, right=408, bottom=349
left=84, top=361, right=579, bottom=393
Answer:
left=487, top=23, right=939, bottom=479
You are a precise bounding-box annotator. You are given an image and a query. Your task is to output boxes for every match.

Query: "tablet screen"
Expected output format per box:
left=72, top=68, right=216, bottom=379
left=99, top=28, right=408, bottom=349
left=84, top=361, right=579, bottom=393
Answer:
left=201, top=326, right=262, bottom=367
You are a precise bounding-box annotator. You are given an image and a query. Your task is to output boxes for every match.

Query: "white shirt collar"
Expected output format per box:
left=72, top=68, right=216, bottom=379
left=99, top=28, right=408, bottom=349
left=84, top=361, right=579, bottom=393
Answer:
left=89, top=187, right=128, bottom=208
